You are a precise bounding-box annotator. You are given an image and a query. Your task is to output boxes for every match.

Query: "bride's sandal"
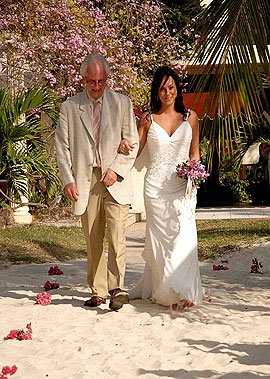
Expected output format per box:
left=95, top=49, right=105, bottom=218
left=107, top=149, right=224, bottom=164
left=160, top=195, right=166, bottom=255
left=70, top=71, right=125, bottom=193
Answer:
left=169, top=289, right=194, bottom=313
left=178, top=299, right=194, bottom=310
left=171, top=299, right=194, bottom=312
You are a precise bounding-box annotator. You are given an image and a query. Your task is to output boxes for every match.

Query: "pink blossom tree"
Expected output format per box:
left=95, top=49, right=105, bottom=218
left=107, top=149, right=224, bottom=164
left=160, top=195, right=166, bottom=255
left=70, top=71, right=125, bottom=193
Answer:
left=0, top=0, right=190, bottom=105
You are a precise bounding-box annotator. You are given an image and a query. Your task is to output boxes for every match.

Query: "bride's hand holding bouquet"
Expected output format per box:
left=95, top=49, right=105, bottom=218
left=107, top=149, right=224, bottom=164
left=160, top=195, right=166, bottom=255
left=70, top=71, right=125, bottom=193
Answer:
left=176, top=159, right=210, bottom=189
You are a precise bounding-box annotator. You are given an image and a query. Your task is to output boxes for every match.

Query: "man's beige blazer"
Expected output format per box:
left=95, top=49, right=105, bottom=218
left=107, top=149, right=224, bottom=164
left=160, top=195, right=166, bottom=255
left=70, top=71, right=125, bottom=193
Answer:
left=55, top=88, right=139, bottom=215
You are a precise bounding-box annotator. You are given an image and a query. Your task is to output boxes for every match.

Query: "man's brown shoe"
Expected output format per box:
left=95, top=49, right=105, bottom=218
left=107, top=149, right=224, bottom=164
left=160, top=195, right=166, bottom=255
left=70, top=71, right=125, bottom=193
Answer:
left=84, top=296, right=106, bottom=307
left=109, top=288, right=129, bottom=311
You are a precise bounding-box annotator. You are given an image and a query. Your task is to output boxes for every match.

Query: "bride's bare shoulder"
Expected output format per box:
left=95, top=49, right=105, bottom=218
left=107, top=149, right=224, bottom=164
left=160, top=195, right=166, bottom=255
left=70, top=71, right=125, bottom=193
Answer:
left=186, top=109, right=199, bottom=128
left=187, top=109, right=198, bottom=121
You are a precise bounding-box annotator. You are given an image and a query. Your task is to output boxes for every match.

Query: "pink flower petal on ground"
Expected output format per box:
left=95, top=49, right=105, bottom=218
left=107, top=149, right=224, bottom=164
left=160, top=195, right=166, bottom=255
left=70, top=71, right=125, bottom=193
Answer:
left=5, top=323, right=32, bottom=341
left=1, top=367, right=11, bottom=375
left=36, top=292, right=51, bottom=305
left=6, top=330, right=19, bottom=340
left=20, top=331, right=32, bottom=340
left=43, top=280, right=52, bottom=291
left=48, top=265, right=64, bottom=275
left=1, top=365, right=17, bottom=377
left=44, top=281, right=60, bottom=291
left=10, top=365, right=17, bottom=375
left=213, top=264, right=229, bottom=271
left=78, top=347, right=82, bottom=352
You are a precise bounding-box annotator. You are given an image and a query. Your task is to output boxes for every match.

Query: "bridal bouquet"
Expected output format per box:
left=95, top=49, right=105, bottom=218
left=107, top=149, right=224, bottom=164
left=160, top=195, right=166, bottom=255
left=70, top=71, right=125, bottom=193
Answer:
left=176, top=159, right=210, bottom=188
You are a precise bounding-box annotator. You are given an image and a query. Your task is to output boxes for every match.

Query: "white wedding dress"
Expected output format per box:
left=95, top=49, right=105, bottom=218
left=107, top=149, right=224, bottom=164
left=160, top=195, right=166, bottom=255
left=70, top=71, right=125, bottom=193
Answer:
left=130, top=116, right=203, bottom=306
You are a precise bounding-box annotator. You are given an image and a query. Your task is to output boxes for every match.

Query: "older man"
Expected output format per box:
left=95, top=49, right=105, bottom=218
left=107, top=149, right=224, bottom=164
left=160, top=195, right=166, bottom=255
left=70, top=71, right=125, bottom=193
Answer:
left=55, top=53, right=138, bottom=310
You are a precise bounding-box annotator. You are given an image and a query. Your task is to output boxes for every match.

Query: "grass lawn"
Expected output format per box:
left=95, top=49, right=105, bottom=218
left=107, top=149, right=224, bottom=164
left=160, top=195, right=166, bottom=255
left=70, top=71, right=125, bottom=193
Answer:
left=0, top=225, right=86, bottom=264
left=0, top=219, right=269, bottom=265
left=197, top=219, right=270, bottom=260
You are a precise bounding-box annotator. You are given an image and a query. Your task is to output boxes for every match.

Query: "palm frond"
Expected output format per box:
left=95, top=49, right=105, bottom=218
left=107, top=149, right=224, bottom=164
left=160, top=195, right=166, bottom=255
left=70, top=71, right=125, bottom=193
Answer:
left=0, top=86, right=60, bottom=203
left=14, top=86, right=59, bottom=126
left=190, top=0, right=270, bottom=157
left=5, top=165, right=31, bottom=199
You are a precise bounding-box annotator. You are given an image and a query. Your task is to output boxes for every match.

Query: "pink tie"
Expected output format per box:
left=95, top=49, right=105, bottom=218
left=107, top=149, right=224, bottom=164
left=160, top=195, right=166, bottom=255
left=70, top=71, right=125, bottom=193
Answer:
left=93, top=101, right=101, bottom=167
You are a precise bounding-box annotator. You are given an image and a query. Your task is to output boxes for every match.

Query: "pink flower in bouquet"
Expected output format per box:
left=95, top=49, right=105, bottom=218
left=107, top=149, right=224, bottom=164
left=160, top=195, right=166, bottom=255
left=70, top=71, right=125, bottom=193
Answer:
left=36, top=292, right=51, bottom=305
left=48, top=265, right=64, bottom=276
left=43, top=280, right=59, bottom=291
left=176, top=159, right=210, bottom=187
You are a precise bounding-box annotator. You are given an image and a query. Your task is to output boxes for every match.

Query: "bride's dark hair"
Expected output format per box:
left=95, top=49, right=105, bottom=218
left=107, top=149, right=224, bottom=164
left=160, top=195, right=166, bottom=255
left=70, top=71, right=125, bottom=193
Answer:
left=144, top=66, right=189, bottom=119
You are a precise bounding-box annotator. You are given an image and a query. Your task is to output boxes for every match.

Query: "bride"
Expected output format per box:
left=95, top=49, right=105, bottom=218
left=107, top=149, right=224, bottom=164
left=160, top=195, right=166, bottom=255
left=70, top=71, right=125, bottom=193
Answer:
left=120, top=66, right=204, bottom=308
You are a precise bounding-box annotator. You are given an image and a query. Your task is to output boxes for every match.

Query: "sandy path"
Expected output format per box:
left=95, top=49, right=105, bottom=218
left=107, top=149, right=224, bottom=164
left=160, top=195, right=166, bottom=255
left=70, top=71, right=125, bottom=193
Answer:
left=0, top=222, right=269, bottom=378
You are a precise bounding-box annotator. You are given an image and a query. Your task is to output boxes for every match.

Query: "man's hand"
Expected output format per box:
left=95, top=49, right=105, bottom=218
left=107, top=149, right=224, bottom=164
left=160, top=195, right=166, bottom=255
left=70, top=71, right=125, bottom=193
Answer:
left=100, top=168, right=117, bottom=187
left=64, top=182, right=79, bottom=202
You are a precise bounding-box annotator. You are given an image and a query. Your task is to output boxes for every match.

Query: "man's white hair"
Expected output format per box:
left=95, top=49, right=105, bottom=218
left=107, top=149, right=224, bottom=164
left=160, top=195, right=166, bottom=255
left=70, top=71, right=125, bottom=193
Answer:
left=80, top=53, right=110, bottom=77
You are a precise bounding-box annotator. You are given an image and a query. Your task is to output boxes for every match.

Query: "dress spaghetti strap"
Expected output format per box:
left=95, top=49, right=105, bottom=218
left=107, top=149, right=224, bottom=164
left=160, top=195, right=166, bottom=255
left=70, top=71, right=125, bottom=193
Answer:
left=183, top=108, right=191, bottom=121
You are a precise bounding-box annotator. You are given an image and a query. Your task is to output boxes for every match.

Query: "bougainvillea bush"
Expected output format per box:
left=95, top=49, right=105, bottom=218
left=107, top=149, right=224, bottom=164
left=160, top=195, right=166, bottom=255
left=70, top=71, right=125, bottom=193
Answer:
left=0, top=0, right=191, bottom=104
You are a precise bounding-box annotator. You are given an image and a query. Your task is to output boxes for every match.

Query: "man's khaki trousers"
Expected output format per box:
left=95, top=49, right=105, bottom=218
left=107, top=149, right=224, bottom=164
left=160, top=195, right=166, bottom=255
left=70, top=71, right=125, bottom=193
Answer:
left=81, top=168, right=129, bottom=299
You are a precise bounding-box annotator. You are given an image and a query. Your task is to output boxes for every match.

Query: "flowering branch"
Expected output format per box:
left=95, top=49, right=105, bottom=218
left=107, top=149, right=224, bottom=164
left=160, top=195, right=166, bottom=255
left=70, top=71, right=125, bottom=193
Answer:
left=0, top=0, right=191, bottom=104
